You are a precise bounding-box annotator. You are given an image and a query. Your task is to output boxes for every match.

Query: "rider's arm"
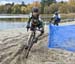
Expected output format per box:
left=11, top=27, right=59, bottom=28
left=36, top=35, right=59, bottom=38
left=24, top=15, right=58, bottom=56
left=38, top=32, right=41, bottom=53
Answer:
left=26, top=17, right=32, bottom=31
left=53, top=14, right=55, bottom=18
left=27, top=13, right=32, bottom=24
left=27, top=17, right=32, bottom=24
left=39, top=15, right=42, bottom=21
left=58, top=14, right=61, bottom=19
left=53, top=14, right=61, bottom=19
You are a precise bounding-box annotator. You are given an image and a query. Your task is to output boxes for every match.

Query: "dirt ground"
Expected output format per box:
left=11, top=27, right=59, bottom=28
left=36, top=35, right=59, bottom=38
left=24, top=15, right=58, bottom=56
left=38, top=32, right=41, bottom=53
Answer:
left=0, top=24, right=75, bottom=64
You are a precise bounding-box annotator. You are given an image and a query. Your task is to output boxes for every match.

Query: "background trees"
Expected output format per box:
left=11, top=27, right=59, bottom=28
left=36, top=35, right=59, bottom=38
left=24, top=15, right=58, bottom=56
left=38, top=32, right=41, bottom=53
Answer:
left=41, top=0, right=56, bottom=14
left=0, top=0, right=75, bottom=14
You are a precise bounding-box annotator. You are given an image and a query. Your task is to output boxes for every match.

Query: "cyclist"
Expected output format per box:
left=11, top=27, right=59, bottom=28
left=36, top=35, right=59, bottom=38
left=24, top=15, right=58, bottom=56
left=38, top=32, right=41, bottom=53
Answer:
left=51, top=11, right=61, bottom=26
left=26, top=7, right=44, bottom=48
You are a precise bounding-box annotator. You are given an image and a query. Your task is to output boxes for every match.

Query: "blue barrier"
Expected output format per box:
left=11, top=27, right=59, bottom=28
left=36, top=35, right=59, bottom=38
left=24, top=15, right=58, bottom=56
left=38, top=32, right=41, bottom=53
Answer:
left=48, top=24, right=75, bottom=52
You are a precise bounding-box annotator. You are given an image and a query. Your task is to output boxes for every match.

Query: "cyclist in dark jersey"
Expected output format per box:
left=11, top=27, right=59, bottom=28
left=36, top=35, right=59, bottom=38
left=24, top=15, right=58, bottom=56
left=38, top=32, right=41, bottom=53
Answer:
left=51, top=12, right=61, bottom=26
left=26, top=7, right=44, bottom=43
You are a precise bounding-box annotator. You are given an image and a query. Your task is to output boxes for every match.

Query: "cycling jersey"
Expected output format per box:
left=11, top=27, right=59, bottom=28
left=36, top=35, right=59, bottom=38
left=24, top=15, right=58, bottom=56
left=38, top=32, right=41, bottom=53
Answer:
left=53, top=14, right=61, bottom=22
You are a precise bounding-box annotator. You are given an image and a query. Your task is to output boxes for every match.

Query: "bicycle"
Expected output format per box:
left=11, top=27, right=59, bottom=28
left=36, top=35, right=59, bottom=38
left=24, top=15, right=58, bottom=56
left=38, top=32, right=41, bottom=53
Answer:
left=25, top=27, right=41, bottom=58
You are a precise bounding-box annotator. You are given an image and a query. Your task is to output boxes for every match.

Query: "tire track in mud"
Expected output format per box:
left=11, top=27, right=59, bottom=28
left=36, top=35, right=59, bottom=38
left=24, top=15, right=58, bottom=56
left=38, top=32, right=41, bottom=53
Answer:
left=1, top=34, right=28, bottom=45
left=0, top=33, right=29, bottom=64
left=24, top=34, right=48, bottom=64
left=0, top=34, right=28, bottom=51
left=0, top=32, right=48, bottom=64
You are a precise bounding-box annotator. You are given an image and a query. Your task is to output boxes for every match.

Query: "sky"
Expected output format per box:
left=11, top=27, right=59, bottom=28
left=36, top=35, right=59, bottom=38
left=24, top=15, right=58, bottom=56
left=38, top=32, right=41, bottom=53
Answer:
left=0, top=0, right=69, bottom=5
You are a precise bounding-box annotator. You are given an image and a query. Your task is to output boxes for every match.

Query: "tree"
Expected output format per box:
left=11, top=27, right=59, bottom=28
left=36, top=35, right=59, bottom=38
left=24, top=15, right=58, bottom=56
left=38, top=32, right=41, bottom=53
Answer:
left=59, top=3, right=70, bottom=13
left=21, top=1, right=25, bottom=6
left=69, top=0, right=75, bottom=5
left=0, top=5, right=4, bottom=13
left=45, top=0, right=56, bottom=6
left=21, top=6, right=27, bottom=14
left=49, top=3, right=58, bottom=14
left=41, top=0, right=56, bottom=14
left=41, top=0, right=56, bottom=6
left=11, top=5, right=21, bottom=14
left=59, top=1, right=64, bottom=4
left=7, top=7, right=12, bottom=13
left=32, top=1, right=41, bottom=7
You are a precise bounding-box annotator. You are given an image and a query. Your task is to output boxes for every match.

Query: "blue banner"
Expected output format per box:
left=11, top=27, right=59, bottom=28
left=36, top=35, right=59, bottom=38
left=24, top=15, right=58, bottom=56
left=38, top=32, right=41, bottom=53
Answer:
left=48, top=24, right=75, bottom=52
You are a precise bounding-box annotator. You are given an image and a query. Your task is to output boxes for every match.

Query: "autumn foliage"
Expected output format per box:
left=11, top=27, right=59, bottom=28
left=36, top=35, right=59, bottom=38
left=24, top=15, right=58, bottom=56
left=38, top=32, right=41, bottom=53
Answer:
left=0, top=0, right=75, bottom=14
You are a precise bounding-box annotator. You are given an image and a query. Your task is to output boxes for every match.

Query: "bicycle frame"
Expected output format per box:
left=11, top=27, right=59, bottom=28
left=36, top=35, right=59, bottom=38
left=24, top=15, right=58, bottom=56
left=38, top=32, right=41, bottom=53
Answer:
left=25, top=30, right=36, bottom=58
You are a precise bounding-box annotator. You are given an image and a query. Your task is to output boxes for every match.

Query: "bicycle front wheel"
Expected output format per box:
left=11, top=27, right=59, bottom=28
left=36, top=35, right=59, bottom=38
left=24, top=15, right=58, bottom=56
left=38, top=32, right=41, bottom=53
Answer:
left=25, top=32, right=35, bottom=58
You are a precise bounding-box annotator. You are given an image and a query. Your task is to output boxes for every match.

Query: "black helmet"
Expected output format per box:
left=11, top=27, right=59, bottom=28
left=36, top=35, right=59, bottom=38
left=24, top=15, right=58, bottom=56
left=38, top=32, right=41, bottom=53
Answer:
left=32, top=7, right=39, bottom=13
left=55, top=12, right=58, bottom=15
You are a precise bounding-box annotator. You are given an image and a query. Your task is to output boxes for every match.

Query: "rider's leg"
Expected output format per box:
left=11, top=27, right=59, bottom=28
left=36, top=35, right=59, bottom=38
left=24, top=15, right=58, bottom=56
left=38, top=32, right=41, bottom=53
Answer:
left=54, top=19, right=60, bottom=26
left=33, top=21, right=44, bottom=43
left=54, top=20, right=59, bottom=26
left=33, top=27, right=44, bottom=43
left=25, top=24, right=35, bottom=49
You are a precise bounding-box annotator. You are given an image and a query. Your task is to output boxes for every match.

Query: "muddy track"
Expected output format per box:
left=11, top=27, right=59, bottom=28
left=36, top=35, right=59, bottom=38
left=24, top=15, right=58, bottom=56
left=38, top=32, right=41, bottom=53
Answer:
left=0, top=32, right=75, bottom=64
left=0, top=32, right=48, bottom=64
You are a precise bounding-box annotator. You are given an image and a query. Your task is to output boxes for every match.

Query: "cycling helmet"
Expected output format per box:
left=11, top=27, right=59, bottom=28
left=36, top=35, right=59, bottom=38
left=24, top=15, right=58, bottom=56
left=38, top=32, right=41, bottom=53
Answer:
left=55, top=12, right=58, bottom=15
left=32, top=7, right=39, bottom=13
